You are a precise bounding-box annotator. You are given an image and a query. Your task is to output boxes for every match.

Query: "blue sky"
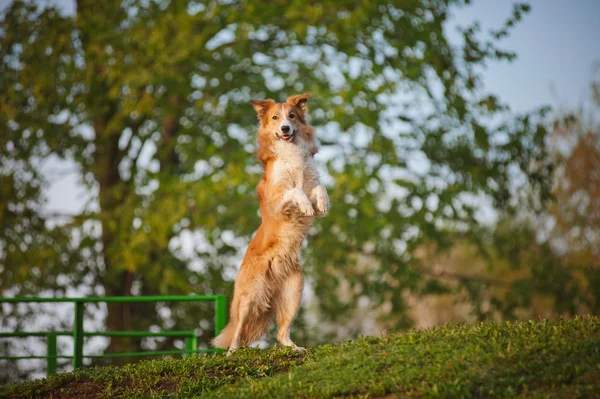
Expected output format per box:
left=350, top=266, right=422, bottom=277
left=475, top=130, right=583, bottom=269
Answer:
left=1, top=0, right=599, bottom=213
left=448, top=1, right=599, bottom=113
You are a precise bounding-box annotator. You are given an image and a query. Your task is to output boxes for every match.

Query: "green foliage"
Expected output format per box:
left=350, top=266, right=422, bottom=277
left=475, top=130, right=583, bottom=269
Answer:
left=0, top=0, right=557, bottom=375
left=1, top=317, right=599, bottom=398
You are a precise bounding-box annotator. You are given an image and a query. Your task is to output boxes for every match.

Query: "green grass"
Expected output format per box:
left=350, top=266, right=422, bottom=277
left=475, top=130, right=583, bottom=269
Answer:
left=1, top=316, right=599, bottom=398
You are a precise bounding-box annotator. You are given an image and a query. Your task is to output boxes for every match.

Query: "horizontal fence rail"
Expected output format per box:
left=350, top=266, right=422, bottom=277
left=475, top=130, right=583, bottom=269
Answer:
left=0, top=295, right=227, bottom=376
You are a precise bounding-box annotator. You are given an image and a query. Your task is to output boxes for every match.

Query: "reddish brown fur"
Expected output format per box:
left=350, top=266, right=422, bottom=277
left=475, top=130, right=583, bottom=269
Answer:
left=212, top=93, right=329, bottom=353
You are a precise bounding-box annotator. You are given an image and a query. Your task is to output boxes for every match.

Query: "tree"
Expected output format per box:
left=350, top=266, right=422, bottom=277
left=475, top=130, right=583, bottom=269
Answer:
left=0, top=0, right=552, bottom=376
left=471, top=70, right=600, bottom=323
left=542, top=69, right=600, bottom=313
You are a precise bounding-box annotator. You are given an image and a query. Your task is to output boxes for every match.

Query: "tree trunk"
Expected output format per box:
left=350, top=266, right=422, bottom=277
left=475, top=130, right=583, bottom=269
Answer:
left=94, top=118, right=139, bottom=365
left=75, top=2, right=184, bottom=365
left=74, top=0, right=143, bottom=365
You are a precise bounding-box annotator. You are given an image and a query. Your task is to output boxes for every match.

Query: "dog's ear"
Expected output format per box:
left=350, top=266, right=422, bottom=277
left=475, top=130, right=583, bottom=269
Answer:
left=286, top=93, right=312, bottom=113
left=250, top=99, right=275, bottom=120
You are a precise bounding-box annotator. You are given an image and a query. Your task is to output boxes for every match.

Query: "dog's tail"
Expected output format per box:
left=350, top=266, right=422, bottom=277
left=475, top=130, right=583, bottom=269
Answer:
left=242, top=312, right=272, bottom=345
left=211, top=298, right=272, bottom=349
left=211, top=317, right=271, bottom=349
left=212, top=322, right=236, bottom=349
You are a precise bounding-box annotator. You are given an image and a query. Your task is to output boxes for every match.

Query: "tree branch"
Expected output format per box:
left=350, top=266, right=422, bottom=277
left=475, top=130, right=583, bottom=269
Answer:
left=418, top=264, right=509, bottom=287
left=342, top=243, right=510, bottom=287
left=38, top=210, right=98, bottom=222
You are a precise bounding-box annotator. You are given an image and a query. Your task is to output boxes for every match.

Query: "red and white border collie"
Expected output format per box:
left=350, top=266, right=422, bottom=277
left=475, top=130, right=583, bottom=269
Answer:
left=212, top=93, right=329, bottom=354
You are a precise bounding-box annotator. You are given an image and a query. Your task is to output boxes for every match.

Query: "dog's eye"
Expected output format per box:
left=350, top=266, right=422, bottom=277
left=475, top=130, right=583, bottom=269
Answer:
left=289, top=113, right=295, bottom=119
left=272, top=115, right=278, bottom=120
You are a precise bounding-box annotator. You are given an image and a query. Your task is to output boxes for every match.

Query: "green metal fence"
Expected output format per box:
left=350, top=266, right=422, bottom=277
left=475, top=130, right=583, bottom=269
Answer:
left=0, top=295, right=227, bottom=376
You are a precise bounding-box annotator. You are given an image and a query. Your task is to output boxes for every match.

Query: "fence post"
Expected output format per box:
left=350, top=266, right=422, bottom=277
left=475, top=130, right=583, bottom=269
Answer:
left=73, top=300, right=84, bottom=370
left=185, top=335, right=197, bottom=357
left=47, top=332, right=57, bottom=376
left=214, top=295, right=227, bottom=337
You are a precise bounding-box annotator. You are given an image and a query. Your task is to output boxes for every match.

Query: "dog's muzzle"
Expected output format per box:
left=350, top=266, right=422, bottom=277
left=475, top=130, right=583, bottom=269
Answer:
left=277, top=130, right=296, bottom=142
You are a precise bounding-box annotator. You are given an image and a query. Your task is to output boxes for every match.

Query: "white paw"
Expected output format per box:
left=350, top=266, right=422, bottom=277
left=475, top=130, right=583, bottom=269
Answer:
left=297, top=197, right=315, bottom=216
left=311, top=186, right=330, bottom=216
left=292, top=345, right=307, bottom=353
left=315, top=193, right=329, bottom=215
left=283, top=188, right=314, bottom=217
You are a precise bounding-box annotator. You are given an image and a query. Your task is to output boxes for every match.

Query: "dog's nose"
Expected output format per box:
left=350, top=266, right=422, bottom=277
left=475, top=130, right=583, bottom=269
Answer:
left=281, top=125, right=290, bottom=133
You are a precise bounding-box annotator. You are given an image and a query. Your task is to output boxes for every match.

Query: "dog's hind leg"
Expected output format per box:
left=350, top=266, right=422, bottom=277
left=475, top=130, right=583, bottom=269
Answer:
left=227, top=293, right=250, bottom=356
left=274, top=268, right=306, bottom=352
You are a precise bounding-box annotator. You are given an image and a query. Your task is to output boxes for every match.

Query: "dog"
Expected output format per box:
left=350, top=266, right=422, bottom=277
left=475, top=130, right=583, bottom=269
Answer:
left=212, top=93, right=329, bottom=355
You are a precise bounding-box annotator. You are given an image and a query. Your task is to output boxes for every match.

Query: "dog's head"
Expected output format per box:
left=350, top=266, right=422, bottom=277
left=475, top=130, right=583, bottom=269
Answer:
left=251, top=93, right=315, bottom=162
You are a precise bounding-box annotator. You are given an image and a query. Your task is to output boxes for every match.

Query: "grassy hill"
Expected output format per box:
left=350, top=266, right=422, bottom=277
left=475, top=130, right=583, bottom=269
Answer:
left=1, top=316, right=598, bottom=398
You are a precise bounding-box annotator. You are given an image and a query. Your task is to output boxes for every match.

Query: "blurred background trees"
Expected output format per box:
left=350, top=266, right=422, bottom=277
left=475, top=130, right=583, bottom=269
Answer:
left=0, top=0, right=596, bottom=380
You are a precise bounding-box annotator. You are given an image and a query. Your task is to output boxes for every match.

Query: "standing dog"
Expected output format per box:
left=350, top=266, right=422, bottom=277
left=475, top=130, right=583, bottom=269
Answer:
left=212, top=93, right=329, bottom=355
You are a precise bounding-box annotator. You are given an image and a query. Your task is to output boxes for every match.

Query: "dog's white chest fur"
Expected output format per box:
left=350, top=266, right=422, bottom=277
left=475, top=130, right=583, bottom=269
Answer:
left=271, top=140, right=319, bottom=193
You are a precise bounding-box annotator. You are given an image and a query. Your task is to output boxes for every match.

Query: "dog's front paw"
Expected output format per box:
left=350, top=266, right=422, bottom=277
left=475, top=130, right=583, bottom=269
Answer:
left=297, top=196, right=315, bottom=216
left=315, top=193, right=329, bottom=215
left=311, top=185, right=330, bottom=216
left=283, top=188, right=314, bottom=217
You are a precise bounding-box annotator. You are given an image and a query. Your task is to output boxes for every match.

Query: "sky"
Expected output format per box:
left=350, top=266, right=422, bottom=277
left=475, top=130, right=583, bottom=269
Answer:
left=0, top=0, right=599, bottom=214
left=448, top=0, right=600, bottom=113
